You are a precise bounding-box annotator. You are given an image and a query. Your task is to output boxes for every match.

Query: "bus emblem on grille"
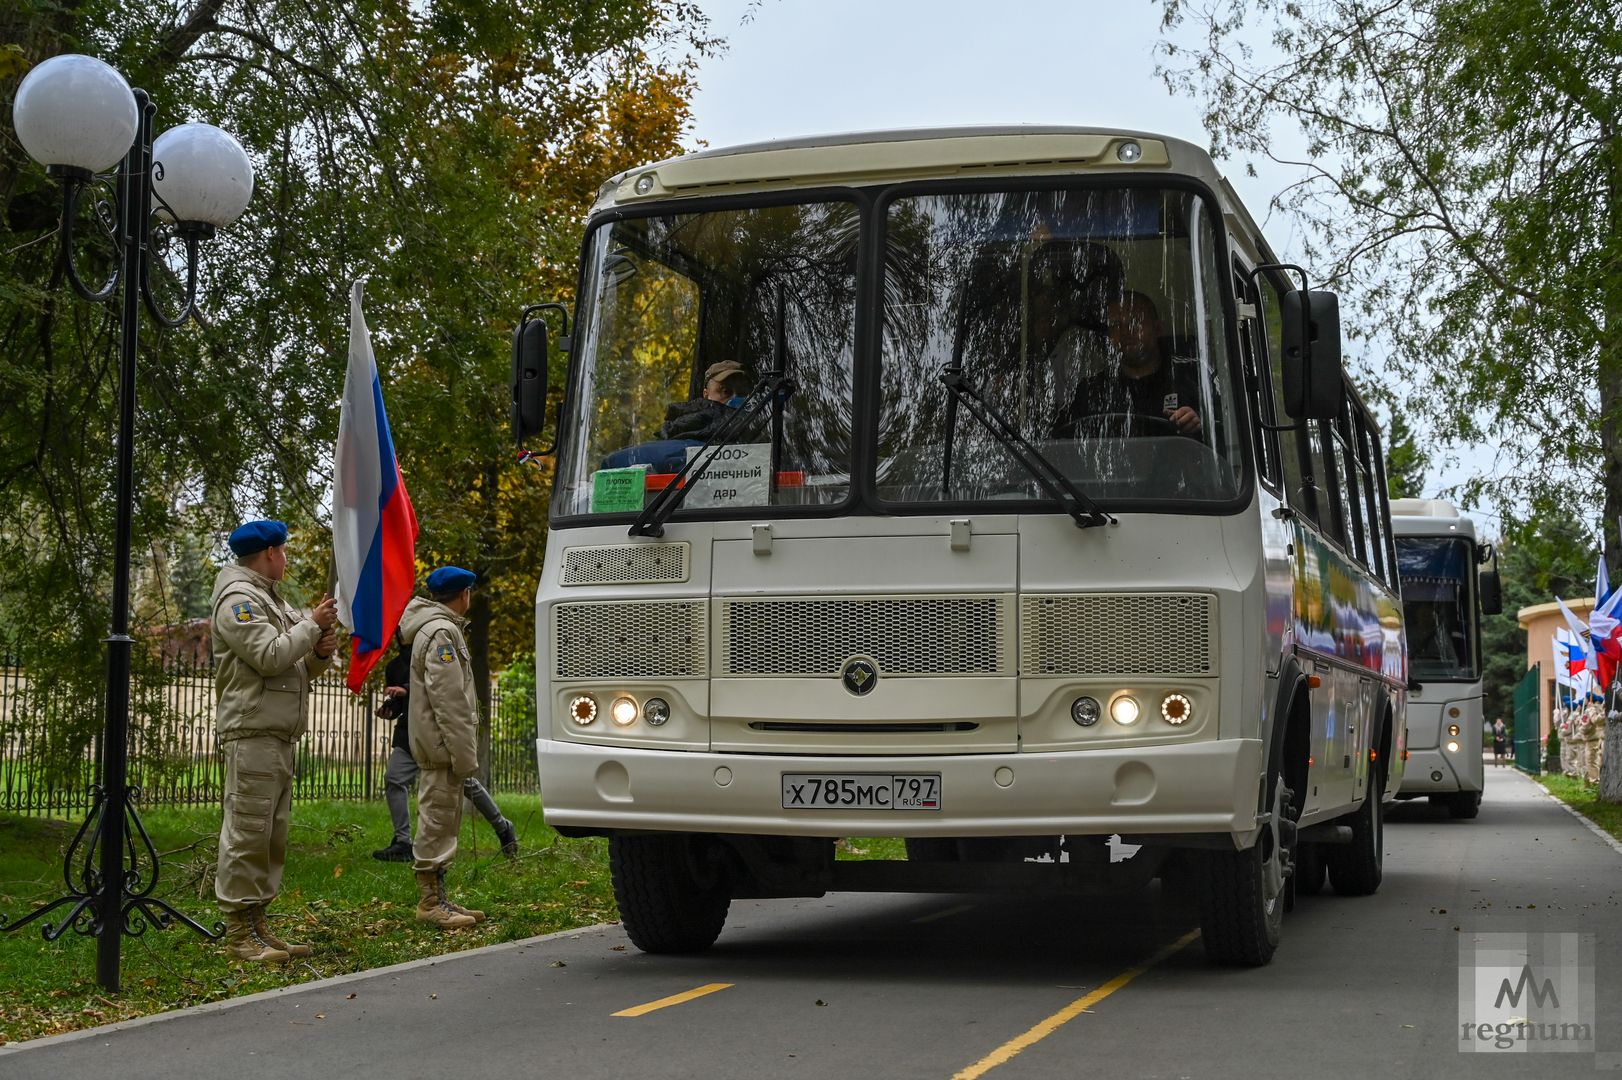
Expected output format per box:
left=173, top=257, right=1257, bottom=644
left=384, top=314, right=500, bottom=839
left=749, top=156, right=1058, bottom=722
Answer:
left=842, top=658, right=878, bottom=696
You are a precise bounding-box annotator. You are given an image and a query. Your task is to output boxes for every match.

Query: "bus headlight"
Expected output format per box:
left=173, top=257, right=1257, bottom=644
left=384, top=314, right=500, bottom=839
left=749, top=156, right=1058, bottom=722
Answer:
left=644, top=697, right=671, bottom=727
left=1448, top=724, right=1460, bottom=737
left=1110, top=695, right=1141, bottom=726
left=1446, top=740, right=1460, bottom=753
left=569, top=695, right=598, bottom=726
left=1071, top=696, right=1101, bottom=726
left=610, top=696, right=639, bottom=727
left=1161, top=693, right=1192, bottom=725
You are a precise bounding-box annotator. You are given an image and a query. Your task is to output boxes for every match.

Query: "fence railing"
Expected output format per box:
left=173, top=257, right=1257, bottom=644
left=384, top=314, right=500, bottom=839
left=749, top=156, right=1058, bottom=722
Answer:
left=0, top=644, right=537, bottom=814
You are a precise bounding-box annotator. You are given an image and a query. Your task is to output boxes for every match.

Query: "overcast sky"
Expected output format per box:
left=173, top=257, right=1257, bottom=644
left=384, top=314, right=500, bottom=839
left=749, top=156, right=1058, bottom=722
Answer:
left=683, top=0, right=1497, bottom=527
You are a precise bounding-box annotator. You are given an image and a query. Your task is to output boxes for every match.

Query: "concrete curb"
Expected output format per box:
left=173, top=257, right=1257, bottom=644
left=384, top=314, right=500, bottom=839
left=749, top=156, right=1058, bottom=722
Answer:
left=0, top=920, right=618, bottom=1055
left=1521, top=770, right=1622, bottom=857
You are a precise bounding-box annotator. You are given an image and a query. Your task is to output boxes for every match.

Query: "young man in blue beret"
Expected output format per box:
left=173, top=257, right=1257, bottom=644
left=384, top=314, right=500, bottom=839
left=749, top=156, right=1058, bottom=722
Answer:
left=210, top=519, right=339, bottom=962
left=396, top=566, right=487, bottom=928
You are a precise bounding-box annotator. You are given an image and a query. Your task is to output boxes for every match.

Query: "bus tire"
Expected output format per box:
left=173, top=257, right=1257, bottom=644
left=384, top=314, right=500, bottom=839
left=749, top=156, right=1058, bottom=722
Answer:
left=609, top=833, right=730, bottom=954
left=1294, top=842, right=1326, bottom=896
left=1327, top=769, right=1384, bottom=896
left=1446, top=790, right=1482, bottom=819
left=905, top=838, right=960, bottom=862
left=1194, top=842, right=1282, bottom=966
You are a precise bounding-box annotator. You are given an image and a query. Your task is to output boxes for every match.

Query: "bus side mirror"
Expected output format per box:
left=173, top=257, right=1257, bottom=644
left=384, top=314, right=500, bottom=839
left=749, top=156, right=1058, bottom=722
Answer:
left=1280, top=290, right=1343, bottom=420
left=511, top=317, right=549, bottom=445
left=1478, top=542, right=1502, bottom=615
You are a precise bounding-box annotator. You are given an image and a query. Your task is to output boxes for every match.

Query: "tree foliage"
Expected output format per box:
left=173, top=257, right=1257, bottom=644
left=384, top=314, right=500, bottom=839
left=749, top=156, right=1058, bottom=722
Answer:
left=1156, top=0, right=1622, bottom=558
left=1, top=1, right=717, bottom=757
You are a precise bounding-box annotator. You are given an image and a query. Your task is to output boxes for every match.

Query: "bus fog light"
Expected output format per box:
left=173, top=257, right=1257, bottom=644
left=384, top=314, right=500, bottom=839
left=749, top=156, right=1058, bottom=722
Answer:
left=634, top=173, right=656, bottom=194
left=569, top=695, right=598, bottom=726
left=1110, top=695, right=1141, bottom=726
left=1448, top=723, right=1460, bottom=736
left=1446, top=740, right=1460, bottom=753
left=610, top=696, right=639, bottom=727
left=1116, top=140, right=1142, bottom=162
left=1161, top=693, right=1192, bottom=725
left=644, top=697, right=671, bottom=727
left=1070, top=696, right=1101, bottom=726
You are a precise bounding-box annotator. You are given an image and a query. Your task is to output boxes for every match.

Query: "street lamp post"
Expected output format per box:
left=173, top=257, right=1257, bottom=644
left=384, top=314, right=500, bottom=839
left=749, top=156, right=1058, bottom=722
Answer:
left=0, top=54, right=254, bottom=992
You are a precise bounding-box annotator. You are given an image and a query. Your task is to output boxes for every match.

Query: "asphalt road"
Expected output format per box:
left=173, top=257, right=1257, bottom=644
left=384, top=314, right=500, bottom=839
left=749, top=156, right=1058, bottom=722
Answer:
left=6, top=766, right=1620, bottom=1079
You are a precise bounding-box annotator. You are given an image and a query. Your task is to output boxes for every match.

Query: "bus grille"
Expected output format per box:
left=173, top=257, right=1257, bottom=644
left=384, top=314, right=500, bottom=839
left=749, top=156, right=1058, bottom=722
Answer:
left=719, top=595, right=1012, bottom=676
left=560, top=542, right=689, bottom=585
left=554, top=600, right=707, bottom=679
left=1020, top=593, right=1214, bottom=676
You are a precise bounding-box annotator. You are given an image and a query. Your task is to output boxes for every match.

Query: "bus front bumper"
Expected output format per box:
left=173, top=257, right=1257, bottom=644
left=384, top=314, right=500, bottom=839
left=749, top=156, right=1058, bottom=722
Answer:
left=536, top=738, right=1264, bottom=839
left=1398, top=746, right=1481, bottom=794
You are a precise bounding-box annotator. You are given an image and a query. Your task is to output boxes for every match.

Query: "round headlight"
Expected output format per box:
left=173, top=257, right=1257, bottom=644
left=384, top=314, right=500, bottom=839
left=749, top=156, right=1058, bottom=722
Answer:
left=610, top=696, right=638, bottom=727
left=1070, top=696, right=1101, bottom=727
left=568, top=695, right=598, bottom=726
left=1446, top=740, right=1460, bottom=753
left=1116, top=140, right=1143, bottom=163
left=1161, top=693, right=1192, bottom=725
left=644, top=697, right=671, bottom=727
left=634, top=173, right=656, bottom=194
left=1110, top=695, right=1141, bottom=726
left=1447, top=723, right=1460, bottom=737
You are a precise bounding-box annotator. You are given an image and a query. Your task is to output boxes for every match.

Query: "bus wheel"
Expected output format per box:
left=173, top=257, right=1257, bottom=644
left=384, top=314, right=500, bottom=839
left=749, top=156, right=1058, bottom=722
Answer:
left=609, top=833, right=730, bottom=954
left=905, top=838, right=960, bottom=862
left=1293, top=842, right=1326, bottom=896
left=1446, top=791, right=1482, bottom=819
left=1194, top=840, right=1282, bottom=966
left=1327, top=769, right=1384, bottom=896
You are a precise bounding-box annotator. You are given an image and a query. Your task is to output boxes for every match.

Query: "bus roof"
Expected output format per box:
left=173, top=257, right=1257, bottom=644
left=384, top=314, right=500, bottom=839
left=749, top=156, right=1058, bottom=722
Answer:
left=1389, top=498, right=1479, bottom=542
left=591, top=125, right=1228, bottom=212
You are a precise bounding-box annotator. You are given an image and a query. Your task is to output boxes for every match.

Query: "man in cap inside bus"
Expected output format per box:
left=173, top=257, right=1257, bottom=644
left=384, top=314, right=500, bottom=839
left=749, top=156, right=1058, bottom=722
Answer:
left=211, top=518, right=338, bottom=963
left=396, top=565, right=488, bottom=928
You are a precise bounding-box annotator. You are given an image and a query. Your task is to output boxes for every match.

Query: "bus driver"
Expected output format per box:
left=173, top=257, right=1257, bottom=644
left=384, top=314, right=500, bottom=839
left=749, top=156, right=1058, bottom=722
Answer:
left=1050, top=290, right=1202, bottom=439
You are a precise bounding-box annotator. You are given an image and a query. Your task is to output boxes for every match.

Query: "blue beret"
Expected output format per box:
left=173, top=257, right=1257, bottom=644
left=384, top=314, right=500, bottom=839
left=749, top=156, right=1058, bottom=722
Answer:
left=228, top=519, right=288, bottom=556
left=427, top=566, right=476, bottom=594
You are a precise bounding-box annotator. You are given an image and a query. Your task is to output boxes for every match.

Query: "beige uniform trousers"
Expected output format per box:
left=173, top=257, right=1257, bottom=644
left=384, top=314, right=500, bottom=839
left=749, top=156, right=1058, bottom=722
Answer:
left=1563, top=738, right=1580, bottom=777
left=1585, top=738, right=1603, bottom=783
left=216, top=735, right=295, bottom=913
left=412, top=765, right=465, bottom=872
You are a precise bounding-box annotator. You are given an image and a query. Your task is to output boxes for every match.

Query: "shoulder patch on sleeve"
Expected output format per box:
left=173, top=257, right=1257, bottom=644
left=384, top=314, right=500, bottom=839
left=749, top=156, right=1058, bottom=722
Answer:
left=231, top=601, right=254, bottom=624
left=437, top=643, right=455, bottom=663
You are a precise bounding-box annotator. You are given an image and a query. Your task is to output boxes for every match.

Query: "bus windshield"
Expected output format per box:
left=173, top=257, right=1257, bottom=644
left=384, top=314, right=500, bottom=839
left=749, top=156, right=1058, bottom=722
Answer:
left=556, top=200, right=858, bottom=518
left=1396, top=536, right=1478, bottom=680
left=877, top=186, right=1242, bottom=507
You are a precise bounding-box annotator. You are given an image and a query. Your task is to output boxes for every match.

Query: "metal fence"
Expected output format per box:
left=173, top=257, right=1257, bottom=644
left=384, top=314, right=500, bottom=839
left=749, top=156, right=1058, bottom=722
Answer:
left=0, top=643, right=538, bottom=814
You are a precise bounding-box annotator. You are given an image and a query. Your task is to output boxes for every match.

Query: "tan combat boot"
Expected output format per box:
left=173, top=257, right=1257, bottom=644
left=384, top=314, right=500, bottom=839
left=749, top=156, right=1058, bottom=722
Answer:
left=252, top=905, right=312, bottom=958
left=222, top=909, right=289, bottom=963
left=438, top=871, right=486, bottom=923
left=415, top=870, right=475, bottom=929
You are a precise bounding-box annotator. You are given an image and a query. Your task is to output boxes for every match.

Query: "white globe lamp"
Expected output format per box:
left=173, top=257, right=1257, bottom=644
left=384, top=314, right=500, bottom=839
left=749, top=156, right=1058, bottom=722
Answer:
left=152, top=123, right=254, bottom=229
left=12, top=53, right=138, bottom=174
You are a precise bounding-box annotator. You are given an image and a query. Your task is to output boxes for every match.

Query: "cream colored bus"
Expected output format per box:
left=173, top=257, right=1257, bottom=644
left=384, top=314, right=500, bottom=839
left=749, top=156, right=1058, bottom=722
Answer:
left=512, top=127, right=1407, bottom=966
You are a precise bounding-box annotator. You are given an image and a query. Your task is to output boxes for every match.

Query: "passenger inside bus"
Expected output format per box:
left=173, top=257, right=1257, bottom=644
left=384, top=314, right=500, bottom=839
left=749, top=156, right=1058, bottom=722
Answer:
left=1049, top=290, right=1203, bottom=439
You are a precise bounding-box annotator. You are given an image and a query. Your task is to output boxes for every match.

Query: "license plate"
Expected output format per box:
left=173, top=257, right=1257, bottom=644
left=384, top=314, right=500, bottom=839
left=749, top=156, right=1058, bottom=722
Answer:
left=781, top=773, right=942, bottom=810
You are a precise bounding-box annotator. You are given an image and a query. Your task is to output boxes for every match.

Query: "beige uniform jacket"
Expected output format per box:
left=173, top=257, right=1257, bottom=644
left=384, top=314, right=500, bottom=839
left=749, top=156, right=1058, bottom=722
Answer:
left=210, top=564, right=332, bottom=743
left=399, top=596, right=479, bottom=777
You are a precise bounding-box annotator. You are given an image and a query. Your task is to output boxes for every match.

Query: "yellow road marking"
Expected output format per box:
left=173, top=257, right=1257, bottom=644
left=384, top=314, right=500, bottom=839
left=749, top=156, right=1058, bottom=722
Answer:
left=913, top=903, right=976, bottom=924
left=951, top=929, right=1201, bottom=1079
left=613, top=982, right=734, bottom=1017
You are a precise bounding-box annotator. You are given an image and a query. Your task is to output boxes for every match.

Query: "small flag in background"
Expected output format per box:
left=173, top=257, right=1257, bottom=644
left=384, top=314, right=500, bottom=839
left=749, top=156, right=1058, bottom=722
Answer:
left=332, top=279, right=418, bottom=692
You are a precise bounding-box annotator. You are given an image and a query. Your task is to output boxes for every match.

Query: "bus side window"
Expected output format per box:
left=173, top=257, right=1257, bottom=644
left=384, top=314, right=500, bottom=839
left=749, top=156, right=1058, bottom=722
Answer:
left=1366, top=421, right=1399, bottom=587
left=1333, top=403, right=1368, bottom=566
left=1233, top=262, right=1279, bottom=489
left=1308, top=419, right=1344, bottom=546
left=1258, top=273, right=1316, bottom=521
left=1354, top=408, right=1388, bottom=582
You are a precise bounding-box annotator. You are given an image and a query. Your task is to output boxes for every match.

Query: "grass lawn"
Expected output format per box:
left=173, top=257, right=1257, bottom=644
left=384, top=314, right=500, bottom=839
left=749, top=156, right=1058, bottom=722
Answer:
left=1537, top=774, right=1622, bottom=843
left=0, top=794, right=906, bottom=1046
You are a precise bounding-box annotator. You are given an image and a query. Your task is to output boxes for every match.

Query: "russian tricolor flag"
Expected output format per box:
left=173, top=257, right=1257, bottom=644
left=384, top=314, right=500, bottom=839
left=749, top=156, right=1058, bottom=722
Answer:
left=333, top=279, right=418, bottom=692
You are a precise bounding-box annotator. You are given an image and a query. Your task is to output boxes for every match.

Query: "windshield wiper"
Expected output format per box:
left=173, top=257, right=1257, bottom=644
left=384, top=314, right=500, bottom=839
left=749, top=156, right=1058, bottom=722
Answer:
left=628, top=372, right=797, bottom=538
left=938, top=363, right=1115, bottom=528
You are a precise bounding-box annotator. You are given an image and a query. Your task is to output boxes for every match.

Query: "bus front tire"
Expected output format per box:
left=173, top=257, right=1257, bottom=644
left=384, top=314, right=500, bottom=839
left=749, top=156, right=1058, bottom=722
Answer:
left=1446, top=790, right=1482, bottom=819
left=609, top=833, right=730, bottom=954
left=1327, top=770, right=1384, bottom=896
left=1194, top=841, right=1282, bottom=966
